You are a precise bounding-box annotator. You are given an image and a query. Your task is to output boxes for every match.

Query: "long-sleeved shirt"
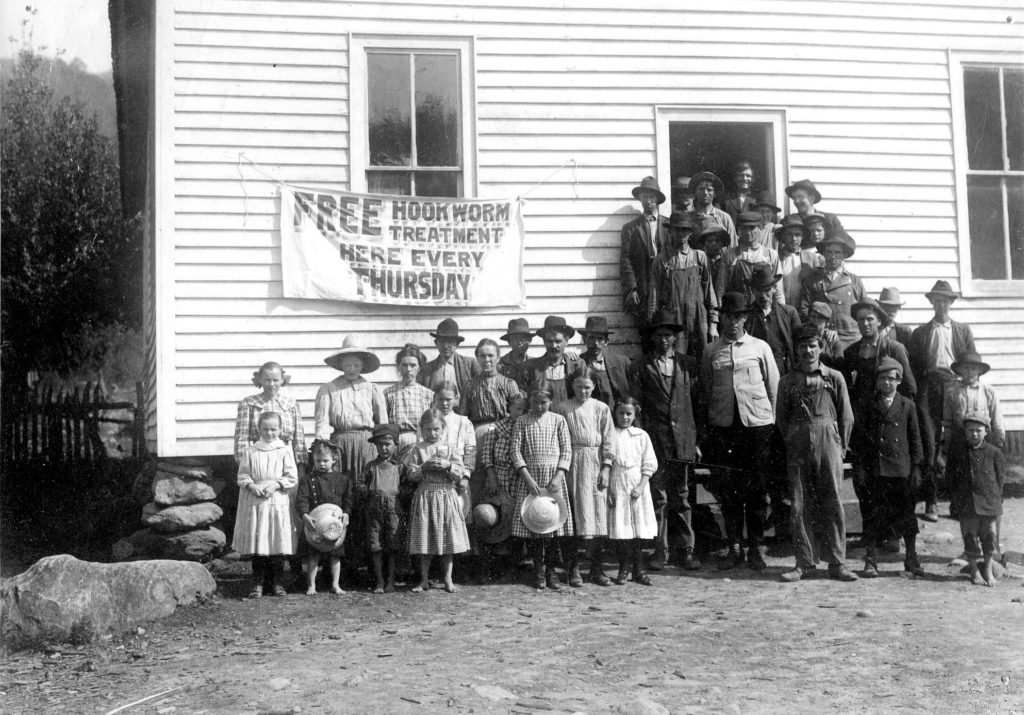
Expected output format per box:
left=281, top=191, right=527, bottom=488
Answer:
left=314, top=376, right=387, bottom=440
left=234, top=392, right=307, bottom=464
left=384, top=381, right=435, bottom=433
left=462, top=373, right=523, bottom=425
left=701, top=333, right=780, bottom=428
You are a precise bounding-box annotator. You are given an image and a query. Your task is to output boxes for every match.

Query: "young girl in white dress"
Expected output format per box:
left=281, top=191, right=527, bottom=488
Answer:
left=233, top=412, right=299, bottom=597
left=607, top=397, right=658, bottom=586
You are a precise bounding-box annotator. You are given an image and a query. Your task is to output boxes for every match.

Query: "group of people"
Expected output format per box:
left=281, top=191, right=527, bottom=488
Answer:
left=228, top=169, right=1008, bottom=597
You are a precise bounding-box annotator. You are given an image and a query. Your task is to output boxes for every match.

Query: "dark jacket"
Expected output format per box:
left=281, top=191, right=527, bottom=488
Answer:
left=297, top=469, right=354, bottom=516
left=745, top=304, right=802, bottom=376
left=908, top=319, right=976, bottom=383
left=949, top=441, right=1004, bottom=518
left=620, top=213, right=669, bottom=323
left=497, top=351, right=531, bottom=391
left=842, top=336, right=917, bottom=412
left=417, top=352, right=481, bottom=408
left=628, top=352, right=699, bottom=463
left=885, top=321, right=913, bottom=347
left=522, top=354, right=586, bottom=399
left=851, top=393, right=924, bottom=479
left=580, top=349, right=632, bottom=408
left=723, top=194, right=757, bottom=224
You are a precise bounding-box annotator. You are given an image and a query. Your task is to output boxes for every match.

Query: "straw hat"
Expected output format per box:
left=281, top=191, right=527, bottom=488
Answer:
left=324, top=335, right=380, bottom=373
left=520, top=492, right=569, bottom=535
left=304, top=503, right=349, bottom=552
left=474, top=489, right=515, bottom=544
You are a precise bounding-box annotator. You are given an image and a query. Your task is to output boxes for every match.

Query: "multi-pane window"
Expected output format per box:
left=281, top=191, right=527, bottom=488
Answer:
left=963, top=66, right=1024, bottom=280
left=366, top=50, right=462, bottom=197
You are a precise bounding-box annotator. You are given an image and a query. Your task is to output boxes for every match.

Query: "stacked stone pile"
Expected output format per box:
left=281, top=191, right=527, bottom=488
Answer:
left=113, top=460, right=227, bottom=562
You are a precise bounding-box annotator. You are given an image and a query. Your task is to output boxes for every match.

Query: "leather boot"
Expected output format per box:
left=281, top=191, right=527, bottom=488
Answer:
left=530, top=542, right=545, bottom=590
left=589, top=542, right=610, bottom=586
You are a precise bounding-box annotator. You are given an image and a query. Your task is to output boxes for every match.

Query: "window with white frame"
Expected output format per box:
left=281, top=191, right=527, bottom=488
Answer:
left=959, top=64, right=1024, bottom=283
left=351, top=37, right=475, bottom=198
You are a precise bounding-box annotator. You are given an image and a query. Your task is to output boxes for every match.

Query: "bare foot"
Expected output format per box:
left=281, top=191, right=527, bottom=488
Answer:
left=971, top=572, right=987, bottom=586
left=305, top=587, right=317, bottom=596
left=444, top=581, right=459, bottom=593
left=982, top=565, right=998, bottom=587
left=330, top=585, right=345, bottom=595
left=372, top=586, right=385, bottom=594
left=411, top=582, right=430, bottom=593
left=384, top=582, right=396, bottom=593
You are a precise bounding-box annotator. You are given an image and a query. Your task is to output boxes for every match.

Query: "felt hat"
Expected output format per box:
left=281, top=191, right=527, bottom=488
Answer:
left=672, top=174, right=693, bottom=196
left=815, top=229, right=856, bottom=258
left=809, top=301, right=833, bottom=320
left=631, top=176, right=666, bottom=204
left=877, top=287, right=905, bottom=307
left=785, top=179, right=822, bottom=204
left=324, top=335, right=381, bottom=374
left=777, top=213, right=809, bottom=239
left=368, top=423, right=400, bottom=443
left=694, top=221, right=730, bottom=248
left=474, top=488, right=515, bottom=544
left=501, top=317, right=534, bottom=342
left=851, top=297, right=887, bottom=323
left=736, top=210, right=762, bottom=227
left=794, top=323, right=822, bottom=346
left=962, top=412, right=991, bottom=429
left=641, top=308, right=685, bottom=335
left=951, top=350, right=990, bottom=376
left=875, top=355, right=904, bottom=379
left=753, top=191, right=780, bottom=212
left=688, top=171, right=725, bottom=196
left=430, top=318, right=466, bottom=343
left=667, top=211, right=695, bottom=230
left=304, top=503, right=349, bottom=552
left=924, top=280, right=960, bottom=302
left=536, top=315, right=575, bottom=340
left=719, top=291, right=753, bottom=316
left=520, top=492, right=569, bottom=535
left=802, top=213, right=828, bottom=228
left=581, top=315, right=613, bottom=337
left=747, top=264, right=782, bottom=290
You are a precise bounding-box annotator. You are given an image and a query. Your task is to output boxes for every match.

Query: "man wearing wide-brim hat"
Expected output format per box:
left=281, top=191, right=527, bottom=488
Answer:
left=497, top=317, right=535, bottom=392
left=621, top=176, right=670, bottom=326
left=687, top=171, right=738, bottom=248
left=797, top=228, right=866, bottom=352
left=701, top=292, right=780, bottom=572
left=627, top=309, right=702, bottom=570
left=417, top=318, right=481, bottom=410
left=785, top=178, right=845, bottom=238
left=908, top=280, right=977, bottom=521
left=877, top=287, right=912, bottom=346
left=578, top=315, right=631, bottom=408
left=718, top=211, right=785, bottom=308
left=523, top=316, right=585, bottom=403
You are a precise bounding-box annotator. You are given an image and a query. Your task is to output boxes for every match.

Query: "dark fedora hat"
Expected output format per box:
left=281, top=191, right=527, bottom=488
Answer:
left=748, top=264, right=782, bottom=290
left=536, top=315, right=575, bottom=340
left=877, top=287, right=905, bottom=307
left=951, top=350, right=990, bottom=376
left=924, top=279, right=960, bottom=302
left=719, top=291, right=753, bottom=316
left=752, top=191, right=780, bottom=212
left=368, top=423, right=400, bottom=443
left=688, top=171, right=725, bottom=196
left=736, top=210, right=762, bottom=228
left=641, top=309, right=684, bottom=334
left=802, top=213, right=828, bottom=227
left=580, top=315, right=613, bottom=337
left=815, top=229, right=856, bottom=258
left=430, top=318, right=466, bottom=343
left=777, top=213, right=809, bottom=238
left=851, top=297, right=887, bottom=323
left=500, top=317, right=534, bottom=342
left=667, top=211, right=695, bottom=230
left=631, top=176, right=666, bottom=204
left=785, top=179, right=822, bottom=204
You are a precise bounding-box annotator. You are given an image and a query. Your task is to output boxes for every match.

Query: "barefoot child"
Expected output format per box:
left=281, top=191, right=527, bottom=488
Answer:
left=233, top=412, right=298, bottom=598
left=948, top=414, right=1005, bottom=587
left=297, top=439, right=353, bottom=595
left=405, top=409, right=470, bottom=593
left=362, top=424, right=408, bottom=593
left=607, top=397, right=659, bottom=585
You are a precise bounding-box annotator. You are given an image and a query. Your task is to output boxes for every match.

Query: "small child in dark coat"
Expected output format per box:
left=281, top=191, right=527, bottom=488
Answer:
left=360, top=424, right=409, bottom=594
left=851, top=357, right=925, bottom=578
left=297, top=439, right=354, bottom=595
left=948, top=413, right=1005, bottom=587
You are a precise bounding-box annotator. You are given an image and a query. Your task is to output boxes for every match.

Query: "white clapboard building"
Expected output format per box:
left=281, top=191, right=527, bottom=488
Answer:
left=109, top=0, right=1024, bottom=458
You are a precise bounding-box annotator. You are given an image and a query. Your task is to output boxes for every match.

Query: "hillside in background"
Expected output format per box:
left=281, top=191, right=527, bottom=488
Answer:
left=0, top=55, right=116, bottom=140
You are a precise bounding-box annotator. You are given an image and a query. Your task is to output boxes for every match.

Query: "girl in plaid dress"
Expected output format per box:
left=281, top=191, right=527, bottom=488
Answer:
left=478, top=395, right=528, bottom=582
left=511, top=381, right=574, bottom=590
left=405, top=408, right=470, bottom=593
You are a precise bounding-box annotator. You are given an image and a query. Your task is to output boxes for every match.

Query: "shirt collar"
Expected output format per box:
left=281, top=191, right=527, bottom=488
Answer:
left=932, top=318, right=952, bottom=328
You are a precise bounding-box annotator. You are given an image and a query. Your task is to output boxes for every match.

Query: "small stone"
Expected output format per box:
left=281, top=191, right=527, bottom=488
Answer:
left=855, top=610, right=873, bottom=618
left=722, top=578, right=731, bottom=583
left=269, top=677, right=290, bottom=691
left=618, top=698, right=670, bottom=715
left=472, top=684, right=516, bottom=701
left=152, top=474, right=226, bottom=506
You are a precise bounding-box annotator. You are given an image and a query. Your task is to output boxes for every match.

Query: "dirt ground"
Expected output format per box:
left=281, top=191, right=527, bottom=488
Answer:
left=3, top=498, right=1024, bottom=715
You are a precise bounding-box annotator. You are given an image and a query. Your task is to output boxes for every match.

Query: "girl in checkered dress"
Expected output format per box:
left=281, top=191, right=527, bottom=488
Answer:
left=404, top=408, right=470, bottom=593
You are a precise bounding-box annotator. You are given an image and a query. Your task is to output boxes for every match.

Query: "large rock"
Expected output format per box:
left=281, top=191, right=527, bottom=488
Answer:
left=114, top=526, right=226, bottom=562
left=156, top=462, right=214, bottom=481
left=1, top=555, right=216, bottom=643
left=141, top=502, right=223, bottom=533
left=153, top=473, right=226, bottom=506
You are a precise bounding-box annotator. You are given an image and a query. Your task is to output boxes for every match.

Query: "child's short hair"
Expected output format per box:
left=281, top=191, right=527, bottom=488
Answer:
left=528, top=379, right=553, bottom=398
left=419, top=408, right=447, bottom=429
left=433, top=381, right=460, bottom=400
left=258, top=411, right=282, bottom=427
left=395, top=343, right=426, bottom=367
left=251, top=361, right=290, bottom=387
left=475, top=338, right=501, bottom=358
left=308, top=438, right=340, bottom=468
left=613, top=395, right=642, bottom=415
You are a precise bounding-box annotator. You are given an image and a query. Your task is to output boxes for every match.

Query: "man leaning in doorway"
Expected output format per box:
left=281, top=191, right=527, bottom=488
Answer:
left=620, top=176, right=669, bottom=327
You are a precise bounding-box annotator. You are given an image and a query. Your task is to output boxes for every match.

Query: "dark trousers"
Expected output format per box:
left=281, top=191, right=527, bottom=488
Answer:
left=652, top=460, right=696, bottom=554
left=707, top=422, right=772, bottom=549
left=862, top=477, right=919, bottom=548
left=917, top=372, right=957, bottom=503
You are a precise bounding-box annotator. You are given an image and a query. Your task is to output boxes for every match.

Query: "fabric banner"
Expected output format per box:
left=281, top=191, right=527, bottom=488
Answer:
left=280, top=185, right=525, bottom=307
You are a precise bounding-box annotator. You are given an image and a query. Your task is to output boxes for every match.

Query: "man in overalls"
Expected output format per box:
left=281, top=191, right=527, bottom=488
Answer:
left=777, top=324, right=857, bottom=582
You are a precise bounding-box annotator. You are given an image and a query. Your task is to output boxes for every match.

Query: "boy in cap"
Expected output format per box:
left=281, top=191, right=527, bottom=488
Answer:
left=498, top=318, right=535, bottom=391
left=908, top=280, right=976, bottom=521
left=850, top=358, right=925, bottom=578
left=776, top=324, right=856, bottom=582
left=806, top=301, right=843, bottom=368
left=418, top=319, right=481, bottom=408
left=947, top=413, right=1005, bottom=586
left=621, top=176, right=670, bottom=326
left=717, top=211, right=785, bottom=307
left=361, top=424, right=409, bottom=593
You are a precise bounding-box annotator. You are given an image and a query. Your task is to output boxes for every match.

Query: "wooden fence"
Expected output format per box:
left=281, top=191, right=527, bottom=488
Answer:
left=2, top=381, right=147, bottom=466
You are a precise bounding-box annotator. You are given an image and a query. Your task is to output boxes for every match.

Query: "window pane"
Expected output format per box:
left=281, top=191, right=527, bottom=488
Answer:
left=368, top=53, right=411, bottom=166
left=1005, top=70, right=1024, bottom=171
left=1009, top=178, right=1024, bottom=279
left=968, top=175, right=1007, bottom=279
left=414, top=171, right=459, bottom=198
left=415, top=54, right=459, bottom=167
left=368, top=170, right=411, bottom=195
left=964, top=68, right=1003, bottom=171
